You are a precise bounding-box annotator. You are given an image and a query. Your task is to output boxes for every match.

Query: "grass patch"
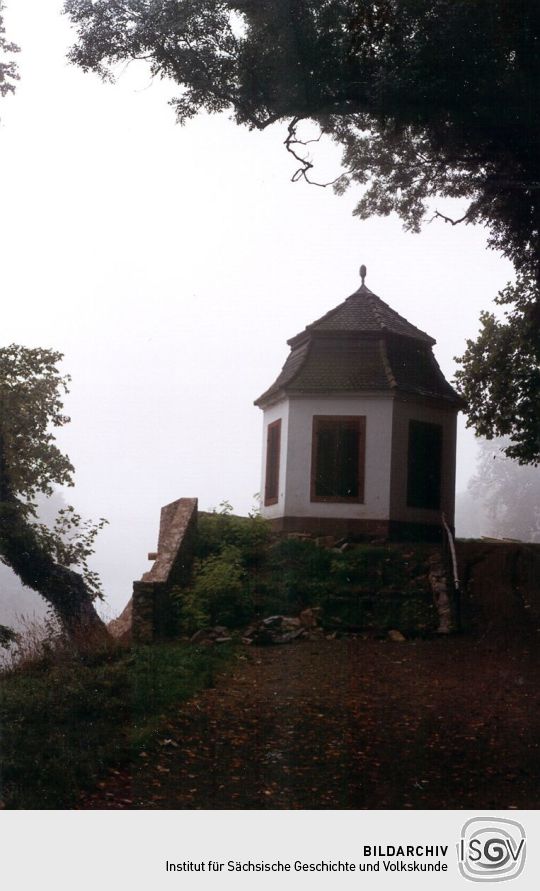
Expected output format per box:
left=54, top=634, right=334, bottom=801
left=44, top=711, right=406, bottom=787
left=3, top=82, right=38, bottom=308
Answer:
left=0, top=642, right=229, bottom=809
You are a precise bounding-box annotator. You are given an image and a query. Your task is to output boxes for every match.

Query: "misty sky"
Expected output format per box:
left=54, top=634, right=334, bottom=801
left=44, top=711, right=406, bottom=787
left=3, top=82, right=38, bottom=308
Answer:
left=1, top=1, right=516, bottom=617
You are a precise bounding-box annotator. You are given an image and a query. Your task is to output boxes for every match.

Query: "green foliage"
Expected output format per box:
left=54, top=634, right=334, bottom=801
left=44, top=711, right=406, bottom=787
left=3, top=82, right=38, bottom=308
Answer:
left=0, top=345, right=108, bottom=626
left=172, top=587, right=210, bottom=636
left=261, top=538, right=332, bottom=610
left=33, top=506, right=109, bottom=600
left=65, top=0, right=540, bottom=273
left=0, top=2, right=19, bottom=98
left=0, top=345, right=74, bottom=501
left=196, top=503, right=271, bottom=564
left=317, top=590, right=434, bottom=634
left=65, top=0, right=540, bottom=462
left=331, top=545, right=405, bottom=589
left=187, top=514, right=336, bottom=626
left=455, top=275, right=540, bottom=464
left=174, top=506, right=272, bottom=631
left=0, top=641, right=229, bottom=808
left=183, top=511, right=435, bottom=633
left=320, top=545, right=435, bottom=631
left=191, top=545, right=253, bottom=627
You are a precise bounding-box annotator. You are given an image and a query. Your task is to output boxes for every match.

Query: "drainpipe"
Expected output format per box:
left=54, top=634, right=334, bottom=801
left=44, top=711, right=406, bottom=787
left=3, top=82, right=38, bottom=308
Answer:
left=442, top=512, right=462, bottom=631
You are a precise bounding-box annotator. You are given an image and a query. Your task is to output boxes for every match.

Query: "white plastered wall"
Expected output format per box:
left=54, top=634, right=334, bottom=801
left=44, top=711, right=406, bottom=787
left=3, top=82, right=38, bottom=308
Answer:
left=389, top=396, right=458, bottom=527
left=282, top=393, right=394, bottom=520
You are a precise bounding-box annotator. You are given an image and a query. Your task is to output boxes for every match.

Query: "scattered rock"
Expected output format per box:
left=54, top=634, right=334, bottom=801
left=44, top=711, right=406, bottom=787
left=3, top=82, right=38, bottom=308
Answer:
left=241, top=609, right=320, bottom=646
left=279, top=629, right=306, bottom=643
left=190, top=628, right=211, bottom=643
left=315, top=535, right=336, bottom=548
left=428, top=558, right=453, bottom=634
left=190, top=626, right=233, bottom=645
left=299, top=607, right=322, bottom=628
left=262, top=615, right=284, bottom=628
left=388, top=629, right=407, bottom=642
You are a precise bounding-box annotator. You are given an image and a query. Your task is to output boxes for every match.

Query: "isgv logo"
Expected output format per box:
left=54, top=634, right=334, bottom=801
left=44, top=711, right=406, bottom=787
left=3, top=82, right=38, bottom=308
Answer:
left=458, top=817, right=526, bottom=882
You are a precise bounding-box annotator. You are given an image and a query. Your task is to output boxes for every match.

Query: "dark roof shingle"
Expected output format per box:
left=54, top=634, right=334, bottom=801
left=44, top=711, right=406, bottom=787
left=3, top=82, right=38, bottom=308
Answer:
left=255, top=281, right=464, bottom=408
left=291, top=338, right=390, bottom=392
left=288, top=284, right=435, bottom=346
left=385, top=338, right=461, bottom=403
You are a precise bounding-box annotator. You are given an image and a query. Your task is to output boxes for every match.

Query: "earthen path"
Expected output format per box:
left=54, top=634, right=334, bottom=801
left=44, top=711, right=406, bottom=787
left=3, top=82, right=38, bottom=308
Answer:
left=80, top=633, right=540, bottom=809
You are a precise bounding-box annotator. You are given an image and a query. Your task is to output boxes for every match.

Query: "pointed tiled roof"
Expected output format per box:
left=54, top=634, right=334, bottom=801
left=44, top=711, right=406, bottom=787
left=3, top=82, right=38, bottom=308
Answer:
left=288, top=284, right=435, bottom=347
left=255, top=280, right=464, bottom=409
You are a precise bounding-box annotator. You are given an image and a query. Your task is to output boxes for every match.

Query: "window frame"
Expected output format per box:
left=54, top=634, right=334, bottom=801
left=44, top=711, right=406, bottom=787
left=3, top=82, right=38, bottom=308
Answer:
left=264, top=418, right=282, bottom=506
left=310, top=415, right=366, bottom=504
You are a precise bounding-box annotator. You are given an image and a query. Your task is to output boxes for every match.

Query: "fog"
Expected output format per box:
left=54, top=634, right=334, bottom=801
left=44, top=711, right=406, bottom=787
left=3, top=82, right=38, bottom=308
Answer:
left=0, top=1, right=518, bottom=621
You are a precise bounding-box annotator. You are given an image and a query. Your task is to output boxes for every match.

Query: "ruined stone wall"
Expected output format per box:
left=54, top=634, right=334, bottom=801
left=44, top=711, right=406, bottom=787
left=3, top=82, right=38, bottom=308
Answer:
left=132, top=498, right=198, bottom=643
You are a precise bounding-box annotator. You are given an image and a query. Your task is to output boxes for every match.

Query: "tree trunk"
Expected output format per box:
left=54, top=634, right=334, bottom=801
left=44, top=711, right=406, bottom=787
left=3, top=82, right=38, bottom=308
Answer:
left=0, top=495, right=110, bottom=645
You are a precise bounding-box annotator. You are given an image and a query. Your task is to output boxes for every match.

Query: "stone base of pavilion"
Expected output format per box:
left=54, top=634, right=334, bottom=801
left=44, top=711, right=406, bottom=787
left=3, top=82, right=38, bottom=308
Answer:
left=268, top=515, right=447, bottom=542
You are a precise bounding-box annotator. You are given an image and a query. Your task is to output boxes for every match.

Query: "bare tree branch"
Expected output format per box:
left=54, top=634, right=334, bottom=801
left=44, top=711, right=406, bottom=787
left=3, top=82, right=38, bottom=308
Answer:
left=284, top=117, right=349, bottom=188
left=428, top=209, right=471, bottom=227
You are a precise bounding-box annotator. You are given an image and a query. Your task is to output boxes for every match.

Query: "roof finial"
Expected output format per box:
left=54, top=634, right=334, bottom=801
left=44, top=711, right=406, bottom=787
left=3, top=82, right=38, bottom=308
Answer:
left=360, top=264, right=367, bottom=286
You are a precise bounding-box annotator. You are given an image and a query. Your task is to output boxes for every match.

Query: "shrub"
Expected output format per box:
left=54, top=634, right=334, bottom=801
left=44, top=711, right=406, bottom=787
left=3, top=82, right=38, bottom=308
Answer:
left=173, top=587, right=210, bottom=636
left=196, top=504, right=271, bottom=564
left=188, top=510, right=436, bottom=634
left=190, top=546, right=253, bottom=627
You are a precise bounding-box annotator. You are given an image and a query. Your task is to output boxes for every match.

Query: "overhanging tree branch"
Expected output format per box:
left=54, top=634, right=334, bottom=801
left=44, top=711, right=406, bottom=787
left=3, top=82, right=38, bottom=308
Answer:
left=284, top=117, right=350, bottom=188
left=428, top=209, right=472, bottom=227
left=63, top=0, right=540, bottom=462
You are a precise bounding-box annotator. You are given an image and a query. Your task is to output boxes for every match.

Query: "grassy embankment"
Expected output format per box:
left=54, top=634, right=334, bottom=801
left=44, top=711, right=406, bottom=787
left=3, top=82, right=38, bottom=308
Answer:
left=0, top=510, right=437, bottom=809
left=177, top=508, right=438, bottom=634
left=0, top=642, right=229, bottom=809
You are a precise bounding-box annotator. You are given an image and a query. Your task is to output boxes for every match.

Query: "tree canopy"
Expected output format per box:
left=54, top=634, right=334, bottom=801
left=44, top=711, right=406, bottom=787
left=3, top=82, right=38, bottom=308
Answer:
left=455, top=274, right=540, bottom=465
left=64, top=0, right=540, bottom=462
left=0, top=2, right=18, bottom=98
left=0, top=345, right=108, bottom=640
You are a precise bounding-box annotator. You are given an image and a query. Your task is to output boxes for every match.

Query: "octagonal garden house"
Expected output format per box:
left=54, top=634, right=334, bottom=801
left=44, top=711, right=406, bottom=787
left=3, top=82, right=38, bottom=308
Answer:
left=255, top=269, right=464, bottom=540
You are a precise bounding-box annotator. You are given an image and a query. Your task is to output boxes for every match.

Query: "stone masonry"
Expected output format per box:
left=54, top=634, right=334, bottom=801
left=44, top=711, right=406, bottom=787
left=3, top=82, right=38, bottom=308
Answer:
left=132, top=497, right=198, bottom=643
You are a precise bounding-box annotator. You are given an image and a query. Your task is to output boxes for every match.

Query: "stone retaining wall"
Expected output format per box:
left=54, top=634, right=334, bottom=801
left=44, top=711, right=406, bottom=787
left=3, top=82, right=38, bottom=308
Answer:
left=132, top=497, right=198, bottom=643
